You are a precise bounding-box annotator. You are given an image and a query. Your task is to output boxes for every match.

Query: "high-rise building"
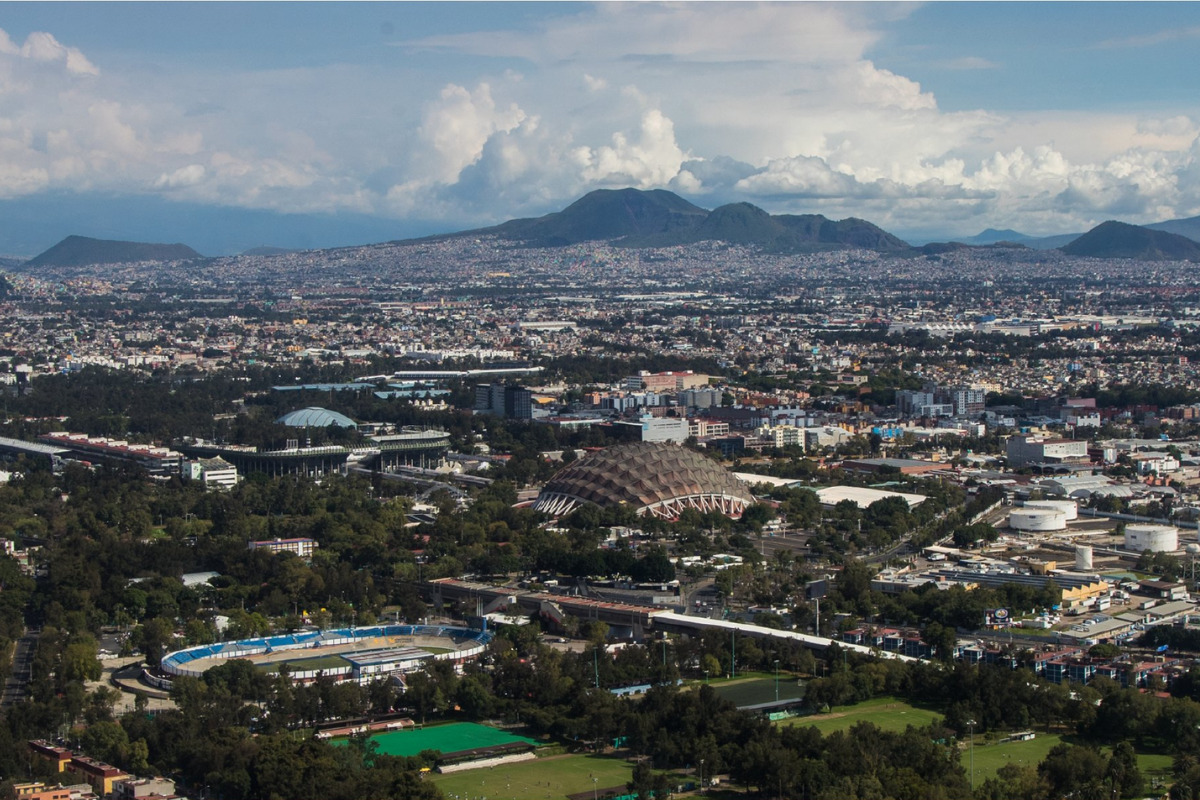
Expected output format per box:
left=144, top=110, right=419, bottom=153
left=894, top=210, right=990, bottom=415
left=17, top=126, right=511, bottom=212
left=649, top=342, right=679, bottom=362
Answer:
left=475, top=382, right=533, bottom=419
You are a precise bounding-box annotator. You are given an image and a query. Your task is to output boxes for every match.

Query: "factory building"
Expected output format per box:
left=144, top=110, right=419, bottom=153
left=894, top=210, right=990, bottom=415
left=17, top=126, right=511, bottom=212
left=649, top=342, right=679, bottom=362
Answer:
left=1006, top=434, right=1090, bottom=468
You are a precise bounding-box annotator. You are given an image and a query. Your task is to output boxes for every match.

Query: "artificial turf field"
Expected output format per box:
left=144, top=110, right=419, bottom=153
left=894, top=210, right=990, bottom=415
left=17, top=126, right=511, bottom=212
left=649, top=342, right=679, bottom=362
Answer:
left=780, top=696, right=942, bottom=735
left=711, top=676, right=805, bottom=707
left=433, top=753, right=637, bottom=800
left=337, top=722, right=538, bottom=758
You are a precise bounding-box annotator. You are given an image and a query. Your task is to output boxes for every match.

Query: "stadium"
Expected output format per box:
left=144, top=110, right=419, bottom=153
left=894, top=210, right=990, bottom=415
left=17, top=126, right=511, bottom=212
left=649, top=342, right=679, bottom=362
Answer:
left=533, top=441, right=754, bottom=520
left=151, top=624, right=492, bottom=689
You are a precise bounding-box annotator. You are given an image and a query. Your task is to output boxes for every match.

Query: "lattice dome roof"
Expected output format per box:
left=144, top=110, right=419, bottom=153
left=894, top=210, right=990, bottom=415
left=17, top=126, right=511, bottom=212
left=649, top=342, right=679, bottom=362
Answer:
left=534, top=441, right=753, bottom=519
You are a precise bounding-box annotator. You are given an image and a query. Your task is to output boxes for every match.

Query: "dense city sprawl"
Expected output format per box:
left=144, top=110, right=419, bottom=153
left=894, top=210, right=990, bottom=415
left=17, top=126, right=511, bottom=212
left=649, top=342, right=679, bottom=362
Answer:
left=6, top=239, right=1200, bottom=800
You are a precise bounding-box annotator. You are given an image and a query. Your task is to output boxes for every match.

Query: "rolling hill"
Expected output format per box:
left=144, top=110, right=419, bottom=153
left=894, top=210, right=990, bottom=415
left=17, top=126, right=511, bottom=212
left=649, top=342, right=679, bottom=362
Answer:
left=957, top=228, right=1081, bottom=250
left=406, top=188, right=910, bottom=253
left=1146, top=214, right=1200, bottom=243
left=1060, top=221, right=1200, bottom=262
left=28, top=236, right=203, bottom=268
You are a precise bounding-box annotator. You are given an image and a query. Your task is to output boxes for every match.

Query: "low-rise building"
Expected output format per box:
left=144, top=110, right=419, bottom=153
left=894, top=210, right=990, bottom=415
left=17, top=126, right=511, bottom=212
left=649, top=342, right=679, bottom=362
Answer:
left=247, top=537, right=318, bottom=559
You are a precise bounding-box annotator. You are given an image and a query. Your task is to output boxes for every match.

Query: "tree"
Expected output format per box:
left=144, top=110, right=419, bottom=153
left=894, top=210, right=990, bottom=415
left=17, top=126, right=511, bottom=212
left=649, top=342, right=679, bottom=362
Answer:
left=1107, top=741, right=1142, bottom=799
left=1039, top=743, right=1108, bottom=800
left=60, top=638, right=102, bottom=683
left=80, top=721, right=130, bottom=767
left=923, top=623, right=957, bottom=663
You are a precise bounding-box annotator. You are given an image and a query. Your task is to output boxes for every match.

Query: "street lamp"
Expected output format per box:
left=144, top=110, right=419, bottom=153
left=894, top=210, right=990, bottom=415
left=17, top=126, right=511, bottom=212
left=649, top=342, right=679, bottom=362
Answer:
left=774, top=659, right=780, bottom=703
left=592, top=776, right=598, bottom=800
left=967, top=719, right=976, bottom=790
left=700, top=758, right=705, bottom=795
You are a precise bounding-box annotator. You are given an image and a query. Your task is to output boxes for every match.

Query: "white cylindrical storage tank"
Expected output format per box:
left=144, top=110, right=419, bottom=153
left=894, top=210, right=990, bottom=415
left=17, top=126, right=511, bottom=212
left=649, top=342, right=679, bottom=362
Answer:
left=1075, top=544, right=1093, bottom=571
left=1025, top=499, right=1078, bottom=521
left=1124, top=524, right=1178, bottom=553
left=1008, top=509, right=1068, bottom=532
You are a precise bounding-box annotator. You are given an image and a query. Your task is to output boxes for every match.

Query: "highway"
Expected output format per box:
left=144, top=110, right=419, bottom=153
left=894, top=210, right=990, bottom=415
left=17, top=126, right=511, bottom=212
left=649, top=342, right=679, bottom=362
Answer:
left=2, top=626, right=39, bottom=708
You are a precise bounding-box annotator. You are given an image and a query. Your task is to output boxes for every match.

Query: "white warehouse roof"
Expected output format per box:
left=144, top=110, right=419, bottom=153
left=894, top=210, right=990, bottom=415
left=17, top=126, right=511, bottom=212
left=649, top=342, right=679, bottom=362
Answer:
left=815, top=485, right=926, bottom=508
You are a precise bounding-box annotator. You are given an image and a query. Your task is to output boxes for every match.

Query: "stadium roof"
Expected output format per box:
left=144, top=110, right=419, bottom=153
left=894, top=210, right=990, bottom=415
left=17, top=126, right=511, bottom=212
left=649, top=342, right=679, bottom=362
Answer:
left=534, top=441, right=754, bottom=520
left=276, top=407, right=357, bottom=428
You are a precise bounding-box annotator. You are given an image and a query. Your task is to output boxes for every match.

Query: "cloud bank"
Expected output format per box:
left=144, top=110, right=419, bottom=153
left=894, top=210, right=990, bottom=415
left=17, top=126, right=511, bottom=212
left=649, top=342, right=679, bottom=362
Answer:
left=1, top=3, right=1199, bottom=239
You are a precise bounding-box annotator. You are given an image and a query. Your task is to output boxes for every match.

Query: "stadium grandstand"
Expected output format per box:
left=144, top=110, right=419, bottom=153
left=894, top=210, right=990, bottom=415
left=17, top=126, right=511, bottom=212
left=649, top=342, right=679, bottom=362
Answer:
left=152, top=624, right=492, bottom=690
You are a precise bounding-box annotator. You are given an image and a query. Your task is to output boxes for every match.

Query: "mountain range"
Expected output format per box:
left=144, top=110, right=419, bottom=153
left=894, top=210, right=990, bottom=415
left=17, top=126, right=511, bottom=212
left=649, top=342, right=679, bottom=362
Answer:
left=410, top=188, right=911, bottom=253
left=16, top=190, right=1200, bottom=268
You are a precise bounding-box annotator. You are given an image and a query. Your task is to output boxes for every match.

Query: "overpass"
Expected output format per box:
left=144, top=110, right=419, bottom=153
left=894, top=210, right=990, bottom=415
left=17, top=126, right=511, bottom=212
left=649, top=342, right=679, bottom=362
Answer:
left=415, top=579, right=917, bottom=660
left=652, top=612, right=917, bottom=661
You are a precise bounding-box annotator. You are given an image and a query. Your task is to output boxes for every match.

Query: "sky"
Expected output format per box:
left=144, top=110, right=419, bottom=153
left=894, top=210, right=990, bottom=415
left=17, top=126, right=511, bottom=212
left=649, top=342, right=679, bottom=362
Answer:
left=2, top=1, right=1200, bottom=255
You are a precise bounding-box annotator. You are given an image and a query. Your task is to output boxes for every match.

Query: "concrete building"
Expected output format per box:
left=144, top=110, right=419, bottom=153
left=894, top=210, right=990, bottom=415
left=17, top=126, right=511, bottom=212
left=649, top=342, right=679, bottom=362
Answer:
left=613, top=415, right=689, bottom=444
left=624, top=370, right=710, bottom=392
left=248, top=537, right=318, bottom=559
left=949, top=386, right=987, bottom=418
left=761, top=424, right=804, bottom=449
left=39, top=433, right=184, bottom=477
left=185, top=456, right=239, bottom=489
left=65, top=756, right=130, bottom=798
left=688, top=419, right=730, bottom=439
left=474, top=383, right=534, bottom=419
left=113, top=777, right=177, bottom=800
left=1006, top=434, right=1090, bottom=468
left=804, top=426, right=853, bottom=450
left=678, top=388, right=722, bottom=409
left=896, top=389, right=952, bottom=418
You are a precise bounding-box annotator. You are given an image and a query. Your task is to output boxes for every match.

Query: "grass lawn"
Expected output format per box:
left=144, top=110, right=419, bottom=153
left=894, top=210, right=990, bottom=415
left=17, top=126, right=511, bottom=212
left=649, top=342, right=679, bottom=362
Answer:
left=432, top=753, right=639, bottom=800
left=780, top=696, right=942, bottom=735
left=966, top=733, right=1064, bottom=783
left=966, top=733, right=1175, bottom=787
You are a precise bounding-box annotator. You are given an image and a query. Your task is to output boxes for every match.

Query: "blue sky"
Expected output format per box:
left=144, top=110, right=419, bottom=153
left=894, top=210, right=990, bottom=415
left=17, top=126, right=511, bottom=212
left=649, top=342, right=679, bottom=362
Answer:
left=1, top=2, right=1199, bottom=254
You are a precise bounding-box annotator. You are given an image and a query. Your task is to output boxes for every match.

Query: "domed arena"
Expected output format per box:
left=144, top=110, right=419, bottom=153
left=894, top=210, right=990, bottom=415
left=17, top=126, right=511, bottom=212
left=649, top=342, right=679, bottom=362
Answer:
left=276, top=407, right=357, bottom=428
left=533, top=441, right=754, bottom=520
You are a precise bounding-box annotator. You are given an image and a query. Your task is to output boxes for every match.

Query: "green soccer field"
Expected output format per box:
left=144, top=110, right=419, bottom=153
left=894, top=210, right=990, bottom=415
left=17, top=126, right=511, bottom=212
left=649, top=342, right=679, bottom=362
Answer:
left=432, top=753, right=637, bottom=800
left=711, top=676, right=805, bottom=708
left=334, top=722, right=538, bottom=757
left=780, top=696, right=942, bottom=735
left=257, top=653, right=352, bottom=673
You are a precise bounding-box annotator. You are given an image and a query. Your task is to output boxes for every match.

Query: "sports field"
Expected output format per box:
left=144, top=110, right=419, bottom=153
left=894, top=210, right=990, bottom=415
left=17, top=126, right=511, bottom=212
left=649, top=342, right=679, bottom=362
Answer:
left=433, top=753, right=636, bottom=800
left=258, top=654, right=350, bottom=673
left=186, top=632, right=466, bottom=676
left=336, top=722, right=538, bottom=757
left=712, top=676, right=805, bottom=707
left=780, top=696, right=942, bottom=735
